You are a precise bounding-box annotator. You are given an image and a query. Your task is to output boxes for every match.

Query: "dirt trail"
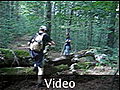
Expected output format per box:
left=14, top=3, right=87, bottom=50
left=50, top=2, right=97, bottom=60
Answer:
left=2, top=75, right=119, bottom=90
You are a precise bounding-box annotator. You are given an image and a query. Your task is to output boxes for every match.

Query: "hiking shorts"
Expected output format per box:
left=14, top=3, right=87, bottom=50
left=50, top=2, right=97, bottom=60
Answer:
left=29, top=49, right=44, bottom=68
left=63, top=46, right=70, bottom=55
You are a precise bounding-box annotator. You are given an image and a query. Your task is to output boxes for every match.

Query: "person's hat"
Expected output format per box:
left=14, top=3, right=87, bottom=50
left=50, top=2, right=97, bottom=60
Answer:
left=39, top=25, right=47, bottom=31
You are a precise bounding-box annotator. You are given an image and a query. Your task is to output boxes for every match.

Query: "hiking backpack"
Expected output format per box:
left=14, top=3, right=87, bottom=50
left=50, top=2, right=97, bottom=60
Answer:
left=30, top=33, right=46, bottom=51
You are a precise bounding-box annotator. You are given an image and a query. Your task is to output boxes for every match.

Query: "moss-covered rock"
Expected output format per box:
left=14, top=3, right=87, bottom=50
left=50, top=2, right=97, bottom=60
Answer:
left=0, top=48, right=29, bottom=58
left=55, top=64, right=69, bottom=71
left=14, top=50, right=29, bottom=57
left=74, top=62, right=93, bottom=70
left=0, top=48, right=32, bottom=67
left=0, top=48, right=14, bottom=59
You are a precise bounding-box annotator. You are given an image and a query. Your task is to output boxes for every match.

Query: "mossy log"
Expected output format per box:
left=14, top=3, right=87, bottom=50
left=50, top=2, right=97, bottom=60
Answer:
left=43, top=55, right=74, bottom=75
left=0, top=48, right=95, bottom=68
left=0, top=48, right=97, bottom=75
left=0, top=48, right=73, bottom=68
left=0, top=48, right=32, bottom=67
left=47, top=55, right=74, bottom=66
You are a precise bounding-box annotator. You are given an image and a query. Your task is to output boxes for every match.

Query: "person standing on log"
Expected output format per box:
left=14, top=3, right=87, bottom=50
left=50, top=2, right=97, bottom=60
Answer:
left=63, top=33, right=71, bottom=55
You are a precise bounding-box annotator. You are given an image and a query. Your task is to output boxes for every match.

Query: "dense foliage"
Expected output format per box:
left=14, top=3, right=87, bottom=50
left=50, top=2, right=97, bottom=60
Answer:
left=0, top=1, right=119, bottom=54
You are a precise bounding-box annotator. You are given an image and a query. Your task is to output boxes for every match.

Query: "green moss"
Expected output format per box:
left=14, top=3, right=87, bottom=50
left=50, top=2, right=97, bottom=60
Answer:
left=0, top=48, right=14, bottom=58
left=55, top=64, right=69, bottom=71
left=0, top=67, right=35, bottom=75
left=74, top=62, right=92, bottom=70
left=0, top=48, right=29, bottom=58
left=14, top=50, right=29, bottom=57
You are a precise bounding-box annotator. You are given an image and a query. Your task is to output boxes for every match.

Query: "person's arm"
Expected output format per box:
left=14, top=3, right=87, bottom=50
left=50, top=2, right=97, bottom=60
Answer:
left=48, top=41, right=55, bottom=46
left=45, top=34, right=55, bottom=46
left=27, top=34, right=36, bottom=45
left=65, top=39, right=71, bottom=42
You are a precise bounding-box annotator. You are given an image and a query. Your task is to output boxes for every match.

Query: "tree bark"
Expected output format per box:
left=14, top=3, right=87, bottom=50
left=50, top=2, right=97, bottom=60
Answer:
left=87, top=14, right=93, bottom=48
left=107, top=1, right=118, bottom=48
left=46, top=1, right=52, bottom=36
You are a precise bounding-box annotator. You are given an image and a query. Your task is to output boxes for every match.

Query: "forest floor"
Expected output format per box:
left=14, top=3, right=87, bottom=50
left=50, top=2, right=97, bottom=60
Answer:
left=1, top=75, right=119, bottom=90
left=0, top=42, right=119, bottom=90
left=0, top=51, right=119, bottom=90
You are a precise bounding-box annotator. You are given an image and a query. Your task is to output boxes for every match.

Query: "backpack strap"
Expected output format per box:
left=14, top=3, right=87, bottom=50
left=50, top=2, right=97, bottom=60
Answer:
left=34, top=33, right=46, bottom=42
left=41, top=33, right=46, bottom=40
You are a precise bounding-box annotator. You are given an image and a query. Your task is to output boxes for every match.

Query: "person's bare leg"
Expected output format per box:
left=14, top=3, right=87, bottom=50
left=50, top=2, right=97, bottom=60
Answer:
left=36, top=67, right=45, bottom=88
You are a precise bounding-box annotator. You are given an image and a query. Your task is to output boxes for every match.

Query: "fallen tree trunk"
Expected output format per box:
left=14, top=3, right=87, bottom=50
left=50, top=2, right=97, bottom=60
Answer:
left=0, top=48, right=32, bottom=67
left=0, top=48, right=97, bottom=75
left=0, top=48, right=95, bottom=68
left=47, top=55, right=74, bottom=66
left=44, top=54, right=96, bottom=75
left=0, top=48, right=74, bottom=67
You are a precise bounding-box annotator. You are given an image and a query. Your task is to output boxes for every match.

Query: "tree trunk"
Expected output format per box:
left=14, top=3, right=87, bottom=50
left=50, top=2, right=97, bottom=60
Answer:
left=107, top=1, right=117, bottom=48
left=46, top=1, right=52, bottom=36
left=87, top=14, right=93, bottom=48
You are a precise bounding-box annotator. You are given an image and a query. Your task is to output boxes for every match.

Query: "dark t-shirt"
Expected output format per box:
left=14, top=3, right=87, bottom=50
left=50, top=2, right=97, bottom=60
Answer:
left=65, top=38, right=71, bottom=46
left=64, top=37, right=71, bottom=50
left=42, top=33, right=52, bottom=50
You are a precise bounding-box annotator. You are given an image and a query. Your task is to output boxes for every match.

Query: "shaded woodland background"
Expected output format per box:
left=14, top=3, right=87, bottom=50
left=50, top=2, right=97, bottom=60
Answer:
left=0, top=1, right=119, bottom=51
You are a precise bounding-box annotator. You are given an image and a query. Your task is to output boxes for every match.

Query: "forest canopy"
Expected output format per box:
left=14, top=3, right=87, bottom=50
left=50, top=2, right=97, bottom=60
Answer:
left=0, top=1, right=119, bottom=52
